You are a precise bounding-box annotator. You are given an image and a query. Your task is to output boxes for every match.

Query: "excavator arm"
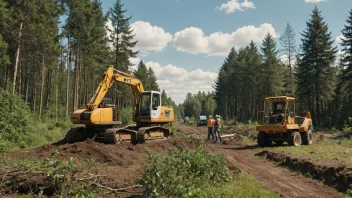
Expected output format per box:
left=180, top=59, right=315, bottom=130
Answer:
left=87, top=65, right=144, bottom=111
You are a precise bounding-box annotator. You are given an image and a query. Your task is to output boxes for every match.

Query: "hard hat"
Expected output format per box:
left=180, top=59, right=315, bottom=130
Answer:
left=209, top=115, right=212, bottom=118
left=215, top=115, right=219, bottom=118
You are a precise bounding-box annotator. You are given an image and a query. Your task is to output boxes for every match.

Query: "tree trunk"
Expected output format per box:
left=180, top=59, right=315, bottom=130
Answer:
left=66, top=32, right=71, bottom=120
left=39, top=56, right=45, bottom=118
left=18, top=62, right=22, bottom=95
left=13, top=21, right=23, bottom=94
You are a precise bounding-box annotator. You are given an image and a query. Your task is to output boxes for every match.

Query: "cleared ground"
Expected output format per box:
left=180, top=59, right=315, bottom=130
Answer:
left=0, top=122, right=349, bottom=197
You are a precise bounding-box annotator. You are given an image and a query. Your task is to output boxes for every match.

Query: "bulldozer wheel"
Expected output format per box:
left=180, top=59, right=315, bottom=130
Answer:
left=288, top=131, right=301, bottom=146
left=275, top=141, right=284, bottom=146
left=301, top=129, right=313, bottom=145
left=258, top=131, right=269, bottom=147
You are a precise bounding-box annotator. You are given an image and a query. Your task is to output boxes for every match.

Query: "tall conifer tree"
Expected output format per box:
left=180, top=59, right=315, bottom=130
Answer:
left=260, top=33, right=284, bottom=96
left=296, top=6, right=337, bottom=125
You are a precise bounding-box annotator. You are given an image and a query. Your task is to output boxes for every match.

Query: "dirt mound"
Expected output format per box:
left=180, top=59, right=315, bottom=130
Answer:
left=257, top=150, right=352, bottom=193
left=1, top=136, right=201, bottom=197
left=8, top=137, right=201, bottom=166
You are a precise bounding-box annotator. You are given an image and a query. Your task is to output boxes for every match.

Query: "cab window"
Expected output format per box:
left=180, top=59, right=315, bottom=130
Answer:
left=152, top=93, right=160, bottom=110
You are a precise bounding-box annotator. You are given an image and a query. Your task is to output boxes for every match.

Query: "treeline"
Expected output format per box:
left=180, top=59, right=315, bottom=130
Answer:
left=0, top=0, right=178, bottom=122
left=214, top=7, right=352, bottom=127
left=179, top=92, right=217, bottom=119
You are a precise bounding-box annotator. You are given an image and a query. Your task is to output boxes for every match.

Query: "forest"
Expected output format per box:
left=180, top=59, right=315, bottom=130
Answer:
left=213, top=7, right=352, bottom=127
left=0, top=0, right=352, bottom=131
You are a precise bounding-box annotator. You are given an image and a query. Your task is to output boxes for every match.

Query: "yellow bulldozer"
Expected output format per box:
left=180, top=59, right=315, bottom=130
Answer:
left=256, top=96, right=313, bottom=147
left=67, top=65, right=174, bottom=144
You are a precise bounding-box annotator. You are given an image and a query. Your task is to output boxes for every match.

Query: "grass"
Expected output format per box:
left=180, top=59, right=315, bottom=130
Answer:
left=272, top=138, right=352, bottom=168
left=202, top=173, right=279, bottom=198
left=142, top=144, right=278, bottom=198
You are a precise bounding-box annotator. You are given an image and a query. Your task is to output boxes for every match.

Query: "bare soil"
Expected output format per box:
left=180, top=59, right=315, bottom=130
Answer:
left=0, top=136, right=201, bottom=197
left=0, top=123, right=348, bottom=198
left=257, top=150, right=352, bottom=193
left=177, top=124, right=345, bottom=198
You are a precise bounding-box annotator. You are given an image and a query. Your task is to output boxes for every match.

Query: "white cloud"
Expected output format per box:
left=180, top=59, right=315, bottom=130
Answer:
left=106, top=20, right=173, bottom=56
left=335, top=34, right=346, bottom=44
left=173, top=23, right=279, bottom=56
left=279, top=55, right=297, bottom=66
left=304, top=0, right=328, bottom=3
left=216, top=0, right=255, bottom=14
left=128, top=57, right=141, bottom=72
left=145, top=62, right=217, bottom=104
left=131, top=21, right=173, bottom=52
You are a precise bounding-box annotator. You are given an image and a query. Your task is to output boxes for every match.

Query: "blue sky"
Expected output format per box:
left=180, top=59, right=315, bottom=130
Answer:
left=100, top=0, right=351, bottom=104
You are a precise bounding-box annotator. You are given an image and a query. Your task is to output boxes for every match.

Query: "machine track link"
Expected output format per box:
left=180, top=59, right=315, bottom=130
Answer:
left=103, top=128, right=137, bottom=144
left=136, top=126, right=170, bottom=144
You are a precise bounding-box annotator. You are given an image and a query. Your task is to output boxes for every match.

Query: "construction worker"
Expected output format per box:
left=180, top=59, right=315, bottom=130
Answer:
left=214, top=115, right=222, bottom=143
left=206, top=115, right=214, bottom=141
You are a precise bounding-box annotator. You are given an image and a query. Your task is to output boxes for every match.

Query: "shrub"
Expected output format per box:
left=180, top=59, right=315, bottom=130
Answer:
left=119, top=107, right=133, bottom=125
left=141, top=145, right=232, bottom=197
left=0, top=89, right=72, bottom=152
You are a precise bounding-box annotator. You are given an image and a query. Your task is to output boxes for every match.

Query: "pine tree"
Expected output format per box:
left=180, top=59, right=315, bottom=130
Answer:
left=0, top=0, right=9, bottom=82
left=109, top=0, right=138, bottom=71
left=147, top=67, right=160, bottom=91
left=279, top=22, right=297, bottom=96
left=340, top=9, right=352, bottom=83
left=337, top=9, right=352, bottom=124
left=296, top=6, right=337, bottom=125
left=260, top=33, right=284, bottom=97
left=214, top=47, right=237, bottom=119
left=134, top=60, right=148, bottom=85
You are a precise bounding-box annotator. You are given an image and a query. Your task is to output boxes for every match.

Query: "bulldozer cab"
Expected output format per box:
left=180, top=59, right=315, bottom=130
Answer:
left=258, top=96, right=295, bottom=125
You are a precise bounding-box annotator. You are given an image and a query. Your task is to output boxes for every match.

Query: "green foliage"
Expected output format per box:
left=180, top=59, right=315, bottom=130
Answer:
left=261, top=33, right=285, bottom=96
left=296, top=6, right=337, bottom=125
left=108, top=0, right=138, bottom=70
left=134, top=61, right=160, bottom=91
left=0, top=89, right=72, bottom=152
left=182, top=92, right=215, bottom=119
left=199, top=173, right=279, bottom=198
left=272, top=138, right=352, bottom=168
left=141, top=145, right=278, bottom=198
left=0, top=150, right=104, bottom=197
left=119, top=107, right=133, bottom=125
left=141, top=145, right=232, bottom=197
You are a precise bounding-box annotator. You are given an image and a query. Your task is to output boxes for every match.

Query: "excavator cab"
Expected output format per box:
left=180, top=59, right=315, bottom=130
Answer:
left=139, top=91, right=161, bottom=119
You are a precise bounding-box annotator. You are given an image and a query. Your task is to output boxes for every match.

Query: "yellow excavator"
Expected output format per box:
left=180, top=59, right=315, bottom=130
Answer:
left=66, top=65, right=174, bottom=144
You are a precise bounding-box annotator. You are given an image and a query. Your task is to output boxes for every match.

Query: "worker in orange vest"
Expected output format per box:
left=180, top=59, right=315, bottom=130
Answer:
left=214, top=115, right=222, bottom=143
left=206, top=115, right=215, bottom=141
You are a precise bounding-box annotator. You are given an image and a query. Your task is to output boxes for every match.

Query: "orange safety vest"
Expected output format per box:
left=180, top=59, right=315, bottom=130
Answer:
left=207, top=118, right=214, bottom=127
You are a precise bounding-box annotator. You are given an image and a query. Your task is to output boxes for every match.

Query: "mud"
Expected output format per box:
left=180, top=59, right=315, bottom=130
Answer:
left=257, top=150, right=352, bottom=193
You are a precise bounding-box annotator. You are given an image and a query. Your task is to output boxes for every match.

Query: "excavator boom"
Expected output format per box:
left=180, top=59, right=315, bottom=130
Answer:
left=87, top=66, right=144, bottom=111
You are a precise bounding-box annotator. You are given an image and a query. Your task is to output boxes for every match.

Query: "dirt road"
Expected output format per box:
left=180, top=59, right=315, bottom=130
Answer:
left=177, top=124, right=344, bottom=198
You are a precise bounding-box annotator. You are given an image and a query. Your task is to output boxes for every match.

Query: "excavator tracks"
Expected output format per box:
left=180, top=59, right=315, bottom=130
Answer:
left=103, top=126, right=170, bottom=144
left=63, top=125, right=170, bottom=145
left=136, top=126, right=170, bottom=143
left=103, top=128, right=137, bottom=144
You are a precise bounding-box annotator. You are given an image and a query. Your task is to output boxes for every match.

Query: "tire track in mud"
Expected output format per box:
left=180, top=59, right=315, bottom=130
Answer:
left=177, top=124, right=344, bottom=198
